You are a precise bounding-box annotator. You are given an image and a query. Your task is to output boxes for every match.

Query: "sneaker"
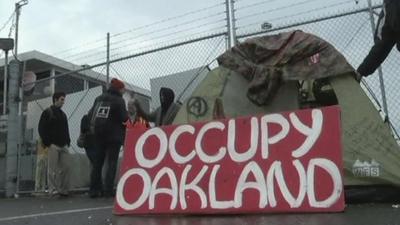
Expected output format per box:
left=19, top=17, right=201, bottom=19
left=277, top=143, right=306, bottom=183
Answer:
left=50, top=191, right=60, bottom=198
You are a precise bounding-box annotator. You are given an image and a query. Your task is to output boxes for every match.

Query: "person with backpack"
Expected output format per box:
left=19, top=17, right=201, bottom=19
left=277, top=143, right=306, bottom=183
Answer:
left=357, top=0, right=400, bottom=79
left=38, top=92, right=70, bottom=197
left=88, top=78, right=129, bottom=198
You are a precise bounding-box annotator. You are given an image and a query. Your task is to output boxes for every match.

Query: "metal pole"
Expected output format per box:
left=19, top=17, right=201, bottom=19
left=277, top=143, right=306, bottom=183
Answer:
left=367, top=0, right=389, bottom=121
left=230, top=0, right=237, bottom=46
left=106, top=32, right=110, bottom=89
left=3, top=51, right=8, bottom=114
left=14, top=3, right=20, bottom=57
left=225, top=0, right=232, bottom=49
left=15, top=5, right=23, bottom=196
left=5, top=60, right=20, bottom=198
left=15, top=61, right=26, bottom=196
left=14, top=0, right=28, bottom=57
left=50, top=68, right=55, bottom=94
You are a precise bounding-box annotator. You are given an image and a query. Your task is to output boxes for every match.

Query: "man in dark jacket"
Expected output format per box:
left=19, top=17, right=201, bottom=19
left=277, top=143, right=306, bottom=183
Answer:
left=88, top=78, right=128, bottom=198
left=135, top=87, right=180, bottom=126
left=38, top=92, right=70, bottom=197
left=357, top=0, right=400, bottom=78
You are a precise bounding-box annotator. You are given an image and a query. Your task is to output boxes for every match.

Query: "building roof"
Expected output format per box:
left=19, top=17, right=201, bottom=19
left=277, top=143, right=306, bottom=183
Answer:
left=0, top=50, right=150, bottom=97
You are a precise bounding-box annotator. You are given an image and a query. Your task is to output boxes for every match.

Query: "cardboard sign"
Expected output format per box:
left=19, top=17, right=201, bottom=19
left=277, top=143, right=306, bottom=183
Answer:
left=114, top=106, right=344, bottom=215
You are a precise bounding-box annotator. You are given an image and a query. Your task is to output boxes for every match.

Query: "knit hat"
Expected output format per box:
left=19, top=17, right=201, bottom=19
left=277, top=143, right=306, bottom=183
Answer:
left=110, top=78, right=125, bottom=90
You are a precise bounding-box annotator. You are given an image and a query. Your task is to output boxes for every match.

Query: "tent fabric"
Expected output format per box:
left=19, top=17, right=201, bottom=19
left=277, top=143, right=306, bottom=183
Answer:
left=330, top=75, right=400, bottom=186
left=217, top=30, right=354, bottom=105
left=173, top=30, right=400, bottom=187
left=174, top=67, right=400, bottom=186
left=173, top=67, right=300, bottom=125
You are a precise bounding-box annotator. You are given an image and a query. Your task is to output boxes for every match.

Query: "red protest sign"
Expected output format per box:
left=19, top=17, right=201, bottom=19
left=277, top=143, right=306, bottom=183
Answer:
left=114, top=106, right=344, bottom=215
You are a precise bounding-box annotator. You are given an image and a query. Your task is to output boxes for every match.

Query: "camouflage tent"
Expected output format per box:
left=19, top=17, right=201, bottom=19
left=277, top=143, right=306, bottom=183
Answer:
left=173, top=30, right=400, bottom=191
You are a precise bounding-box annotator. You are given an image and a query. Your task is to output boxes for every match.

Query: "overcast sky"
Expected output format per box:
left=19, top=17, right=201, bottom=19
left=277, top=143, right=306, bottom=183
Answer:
left=0, top=0, right=381, bottom=58
left=0, top=0, right=386, bottom=98
left=0, top=0, right=385, bottom=91
left=0, top=0, right=223, bottom=55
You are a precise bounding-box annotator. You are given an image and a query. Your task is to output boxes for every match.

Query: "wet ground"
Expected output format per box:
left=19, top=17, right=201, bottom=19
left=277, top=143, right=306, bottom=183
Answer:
left=1, top=194, right=400, bottom=225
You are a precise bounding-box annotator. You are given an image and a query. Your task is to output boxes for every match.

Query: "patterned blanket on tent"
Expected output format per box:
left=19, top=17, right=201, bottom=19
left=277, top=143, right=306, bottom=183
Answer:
left=217, top=30, right=355, bottom=105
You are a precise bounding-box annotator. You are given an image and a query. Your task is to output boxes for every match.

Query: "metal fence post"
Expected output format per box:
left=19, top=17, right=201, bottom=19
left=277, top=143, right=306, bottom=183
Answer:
left=230, top=0, right=237, bottom=46
left=367, top=0, right=389, bottom=121
left=5, top=59, right=20, bottom=198
left=2, top=51, right=9, bottom=115
left=106, top=32, right=110, bottom=89
left=15, top=61, right=26, bottom=195
left=225, top=0, right=232, bottom=49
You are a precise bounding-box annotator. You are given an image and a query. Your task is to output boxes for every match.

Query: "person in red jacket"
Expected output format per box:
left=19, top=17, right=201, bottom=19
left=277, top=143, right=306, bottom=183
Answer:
left=126, top=98, right=149, bottom=130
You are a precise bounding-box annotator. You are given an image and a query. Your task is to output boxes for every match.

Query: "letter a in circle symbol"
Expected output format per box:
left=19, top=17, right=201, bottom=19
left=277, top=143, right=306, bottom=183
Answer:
left=187, top=97, right=208, bottom=117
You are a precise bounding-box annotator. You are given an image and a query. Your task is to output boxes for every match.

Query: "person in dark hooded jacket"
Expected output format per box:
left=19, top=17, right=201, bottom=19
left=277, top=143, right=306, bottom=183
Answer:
left=135, top=87, right=181, bottom=126
left=88, top=78, right=128, bottom=198
left=357, top=0, right=400, bottom=78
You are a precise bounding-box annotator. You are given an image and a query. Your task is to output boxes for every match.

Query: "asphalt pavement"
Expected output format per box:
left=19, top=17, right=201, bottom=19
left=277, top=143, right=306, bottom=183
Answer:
left=1, top=194, right=400, bottom=225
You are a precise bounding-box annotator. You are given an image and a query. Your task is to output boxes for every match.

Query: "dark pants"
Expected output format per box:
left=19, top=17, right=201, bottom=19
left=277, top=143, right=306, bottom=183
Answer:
left=84, top=147, right=96, bottom=165
left=90, top=140, right=121, bottom=196
left=84, top=135, right=96, bottom=165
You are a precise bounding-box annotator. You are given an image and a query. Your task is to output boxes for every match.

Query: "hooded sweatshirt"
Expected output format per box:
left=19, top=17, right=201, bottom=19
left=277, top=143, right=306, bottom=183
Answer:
left=136, top=87, right=181, bottom=126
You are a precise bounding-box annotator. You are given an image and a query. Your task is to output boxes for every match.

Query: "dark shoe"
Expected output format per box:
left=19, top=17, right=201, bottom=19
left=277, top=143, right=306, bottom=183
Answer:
left=59, top=193, right=69, bottom=198
left=89, top=190, right=103, bottom=198
left=103, top=190, right=115, bottom=198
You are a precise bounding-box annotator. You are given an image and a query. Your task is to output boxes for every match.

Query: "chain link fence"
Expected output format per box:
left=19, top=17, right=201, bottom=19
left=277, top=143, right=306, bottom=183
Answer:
left=237, top=4, right=400, bottom=133
left=2, top=3, right=398, bottom=194
left=11, top=33, right=226, bottom=193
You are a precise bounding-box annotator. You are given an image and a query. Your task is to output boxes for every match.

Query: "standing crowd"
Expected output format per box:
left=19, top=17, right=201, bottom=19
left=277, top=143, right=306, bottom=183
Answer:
left=37, top=78, right=179, bottom=198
